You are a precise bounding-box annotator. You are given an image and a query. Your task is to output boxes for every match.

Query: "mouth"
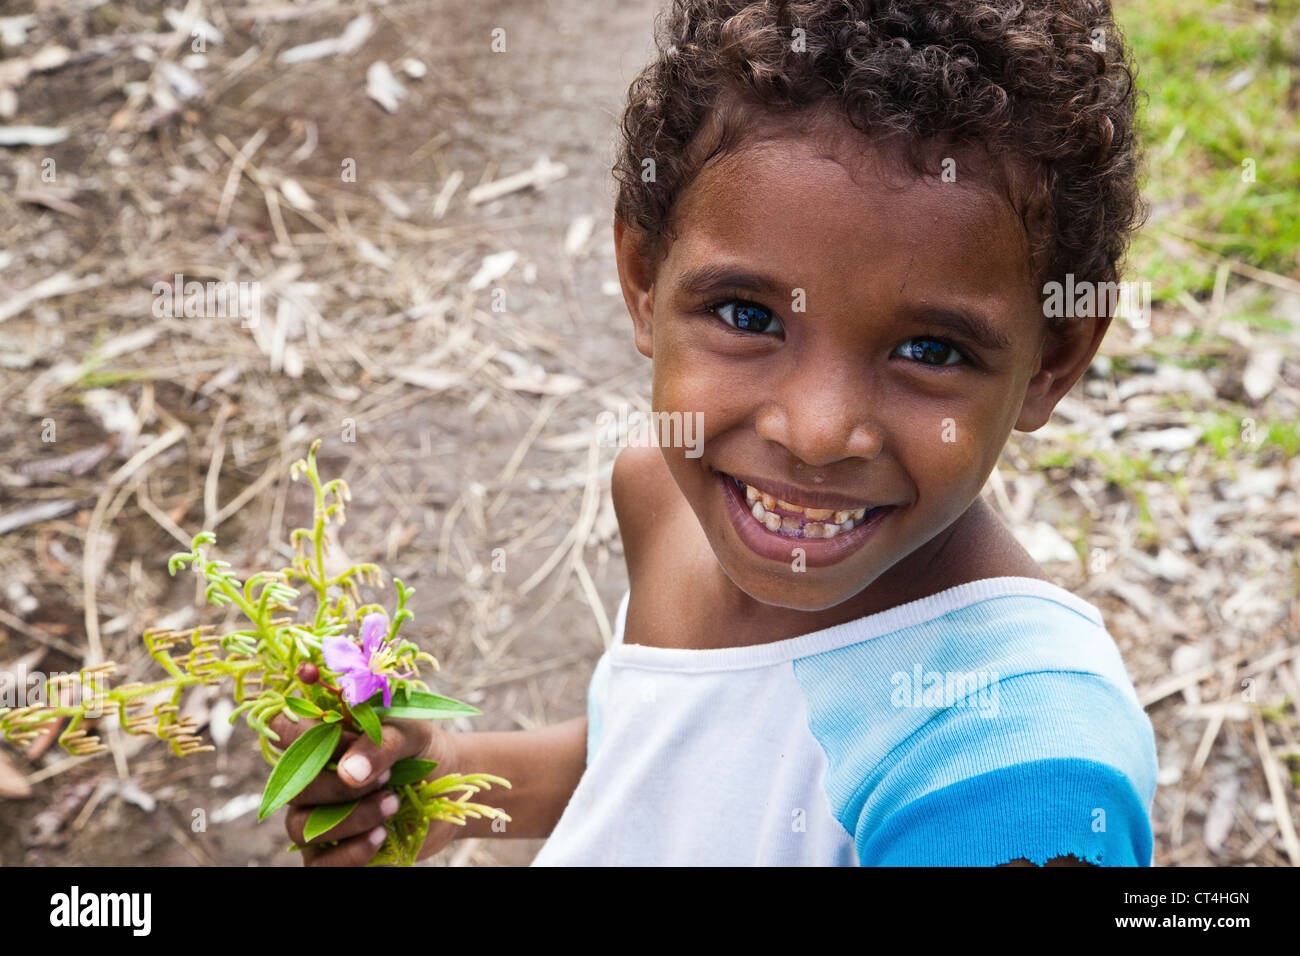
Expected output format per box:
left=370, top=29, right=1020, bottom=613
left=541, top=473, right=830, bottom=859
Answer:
left=733, top=476, right=875, bottom=539
left=714, top=469, right=896, bottom=567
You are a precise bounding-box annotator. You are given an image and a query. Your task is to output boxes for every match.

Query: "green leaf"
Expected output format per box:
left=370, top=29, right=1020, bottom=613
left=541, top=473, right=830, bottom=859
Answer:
left=258, top=722, right=342, bottom=822
left=320, top=711, right=342, bottom=723
left=386, top=758, right=439, bottom=788
left=373, top=691, right=481, bottom=721
left=351, top=701, right=382, bottom=746
left=285, top=697, right=323, bottom=719
left=303, top=800, right=360, bottom=842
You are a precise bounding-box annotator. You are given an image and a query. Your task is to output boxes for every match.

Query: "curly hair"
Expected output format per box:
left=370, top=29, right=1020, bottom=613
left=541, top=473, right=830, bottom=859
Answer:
left=613, top=0, right=1146, bottom=318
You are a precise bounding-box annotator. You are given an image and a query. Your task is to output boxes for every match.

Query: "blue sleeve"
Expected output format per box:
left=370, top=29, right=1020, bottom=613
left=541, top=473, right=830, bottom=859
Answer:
left=860, top=756, right=1152, bottom=866
left=853, top=672, right=1157, bottom=867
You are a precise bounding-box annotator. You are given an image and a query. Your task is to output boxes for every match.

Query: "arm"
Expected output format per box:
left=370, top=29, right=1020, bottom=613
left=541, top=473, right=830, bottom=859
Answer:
left=276, top=714, right=589, bottom=865
left=850, top=673, right=1156, bottom=867
left=443, top=715, right=589, bottom=840
left=443, top=452, right=653, bottom=841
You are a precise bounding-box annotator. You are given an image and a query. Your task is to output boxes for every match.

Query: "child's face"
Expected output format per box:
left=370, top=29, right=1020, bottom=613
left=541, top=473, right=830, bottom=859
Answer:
left=616, top=121, right=1105, bottom=612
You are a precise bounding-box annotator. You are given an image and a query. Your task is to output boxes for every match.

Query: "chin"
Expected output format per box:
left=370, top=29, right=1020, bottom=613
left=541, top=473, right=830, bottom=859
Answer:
left=708, top=535, right=893, bottom=612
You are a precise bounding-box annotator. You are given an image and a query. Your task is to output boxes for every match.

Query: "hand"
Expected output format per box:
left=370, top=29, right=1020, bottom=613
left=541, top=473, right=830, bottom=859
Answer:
left=267, top=712, right=461, bottom=866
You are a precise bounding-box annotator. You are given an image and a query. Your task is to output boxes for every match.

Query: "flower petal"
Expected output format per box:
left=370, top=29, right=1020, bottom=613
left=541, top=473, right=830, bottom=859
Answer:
left=322, top=635, right=366, bottom=673
left=360, top=613, right=389, bottom=656
left=337, top=672, right=363, bottom=707
left=340, top=670, right=386, bottom=708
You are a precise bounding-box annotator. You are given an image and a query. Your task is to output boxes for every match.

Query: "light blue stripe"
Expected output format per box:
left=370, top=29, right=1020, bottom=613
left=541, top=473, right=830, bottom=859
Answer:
left=791, top=594, right=1158, bottom=865
left=585, top=591, right=628, bottom=765
left=585, top=652, right=612, bottom=765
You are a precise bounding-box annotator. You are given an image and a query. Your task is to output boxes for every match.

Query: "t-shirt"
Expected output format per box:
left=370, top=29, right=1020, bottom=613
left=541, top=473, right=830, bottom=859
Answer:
left=531, top=576, right=1158, bottom=866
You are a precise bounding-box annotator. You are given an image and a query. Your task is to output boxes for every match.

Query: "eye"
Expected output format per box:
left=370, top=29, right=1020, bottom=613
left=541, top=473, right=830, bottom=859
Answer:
left=712, top=299, right=784, bottom=335
left=893, top=337, right=966, bottom=367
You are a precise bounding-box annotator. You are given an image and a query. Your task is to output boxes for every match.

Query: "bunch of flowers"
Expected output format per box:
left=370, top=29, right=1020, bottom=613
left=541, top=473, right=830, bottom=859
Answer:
left=0, top=439, right=509, bottom=866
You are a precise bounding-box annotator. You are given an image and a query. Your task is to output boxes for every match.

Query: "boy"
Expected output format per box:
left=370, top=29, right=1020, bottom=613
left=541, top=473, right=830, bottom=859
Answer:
left=272, top=0, right=1157, bottom=866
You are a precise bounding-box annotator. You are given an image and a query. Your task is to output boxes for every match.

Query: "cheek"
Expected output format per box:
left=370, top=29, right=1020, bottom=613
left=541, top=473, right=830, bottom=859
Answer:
left=886, top=391, right=1017, bottom=499
left=650, top=332, right=745, bottom=428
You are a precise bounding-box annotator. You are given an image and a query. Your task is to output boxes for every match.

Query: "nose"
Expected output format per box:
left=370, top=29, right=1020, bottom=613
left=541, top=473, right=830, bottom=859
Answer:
left=754, top=369, right=884, bottom=468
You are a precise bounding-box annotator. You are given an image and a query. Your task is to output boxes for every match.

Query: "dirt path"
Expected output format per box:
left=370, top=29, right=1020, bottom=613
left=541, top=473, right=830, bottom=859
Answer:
left=2, top=0, right=661, bottom=867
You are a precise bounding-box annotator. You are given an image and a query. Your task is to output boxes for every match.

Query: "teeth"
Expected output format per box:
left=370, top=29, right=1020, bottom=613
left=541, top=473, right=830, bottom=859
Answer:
left=730, top=473, right=880, bottom=540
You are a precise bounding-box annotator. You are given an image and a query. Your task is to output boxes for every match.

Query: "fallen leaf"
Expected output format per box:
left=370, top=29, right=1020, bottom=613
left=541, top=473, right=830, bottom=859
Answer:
left=0, top=749, right=32, bottom=798
left=1203, top=776, right=1239, bottom=855
left=467, top=250, right=518, bottom=290
left=0, top=124, right=69, bottom=146
left=365, top=61, right=407, bottom=113
left=276, top=13, right=371, bottom=65
left=24, top=779, right=97, bottom=846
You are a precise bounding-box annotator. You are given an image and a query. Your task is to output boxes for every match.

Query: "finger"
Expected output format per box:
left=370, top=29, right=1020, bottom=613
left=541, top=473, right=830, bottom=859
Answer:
left=267, top=713, right=309, bottom=748
left=289, top=735, right=393, bottom=807
left=301, top=825, right=390, bottom=867
left=333, top=721, right=428, bottom=789
left=267, top=712, right=353, bottom=755
left=285, top=788, right=402, bottom=846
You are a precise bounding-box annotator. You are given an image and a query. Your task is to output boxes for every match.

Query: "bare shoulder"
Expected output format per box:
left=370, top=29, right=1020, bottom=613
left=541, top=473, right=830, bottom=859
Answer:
left=953, top=497, right=1054, bottom=583
left=610, top=444, right=682, bottom=573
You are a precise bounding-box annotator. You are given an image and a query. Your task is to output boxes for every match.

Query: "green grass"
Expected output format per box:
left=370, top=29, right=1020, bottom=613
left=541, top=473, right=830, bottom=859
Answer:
left=1201, top=410, right=1299, bottom=458
left=1119, top=0, right=1300, bottom=296
left=1225, top=310, right=1299, bottom=333
left=1264, top=419, right=1300, bottom=456
left=1035, top=449, right=1076, bottom=470
left=1202, top=410, right=1243, bottom=458
left=1095, top=448, right=1161, bottom=489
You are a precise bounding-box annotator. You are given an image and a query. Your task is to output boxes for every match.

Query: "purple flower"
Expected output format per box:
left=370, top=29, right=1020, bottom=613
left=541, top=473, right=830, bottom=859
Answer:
left=322, top=613, right=408, bottom=707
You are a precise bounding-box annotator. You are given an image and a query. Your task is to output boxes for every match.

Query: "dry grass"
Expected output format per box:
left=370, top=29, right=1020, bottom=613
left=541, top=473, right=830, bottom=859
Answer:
left=0, top=0, right=1296, bottom=866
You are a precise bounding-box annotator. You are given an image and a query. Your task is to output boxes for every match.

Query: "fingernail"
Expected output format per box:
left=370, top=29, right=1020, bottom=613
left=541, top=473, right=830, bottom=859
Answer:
left=378, top=769, right=391, bottom=786
left=380, top=793, right=400, bottom=817
left=340, top=755, right=371, bottom=784
left=369, top=826, right=387, bottom=847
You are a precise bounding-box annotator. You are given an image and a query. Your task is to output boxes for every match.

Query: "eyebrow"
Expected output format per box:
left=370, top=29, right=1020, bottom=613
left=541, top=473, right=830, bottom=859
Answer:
left=675, top=264, right=791, bottom=300
left=903, top=305, right=1013, bottom=352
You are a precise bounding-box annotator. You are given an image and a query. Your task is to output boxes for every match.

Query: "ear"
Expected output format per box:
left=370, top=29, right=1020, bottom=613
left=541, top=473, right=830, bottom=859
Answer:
left=1015, top=312, right=1113, bottom=432
left=613, top=215, right=656, bottom=360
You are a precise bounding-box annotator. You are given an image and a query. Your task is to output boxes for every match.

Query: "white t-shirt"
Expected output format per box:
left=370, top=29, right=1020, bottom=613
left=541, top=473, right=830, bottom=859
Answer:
left=532, top=577, right=1158, bottom=866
